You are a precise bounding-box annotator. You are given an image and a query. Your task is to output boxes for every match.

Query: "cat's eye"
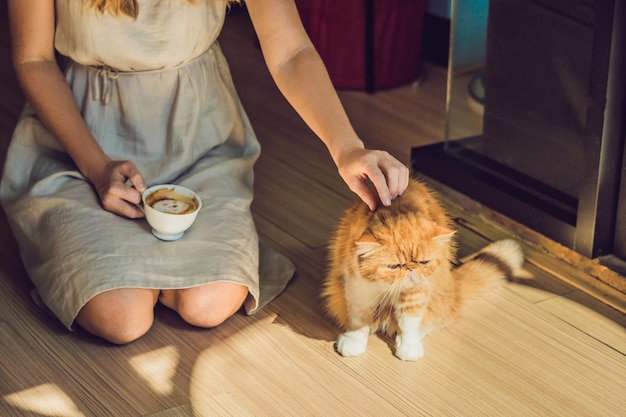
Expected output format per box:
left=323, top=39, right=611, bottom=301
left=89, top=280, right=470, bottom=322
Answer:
left=388, top=264, right=402, bottom=269
left=418, top=260, right=431, bottom=265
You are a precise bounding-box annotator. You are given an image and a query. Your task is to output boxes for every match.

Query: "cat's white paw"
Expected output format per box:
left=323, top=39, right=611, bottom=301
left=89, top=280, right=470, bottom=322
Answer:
left=336, top=328, right=369, bottom=357
left=395, top=336, right=424, bottom=361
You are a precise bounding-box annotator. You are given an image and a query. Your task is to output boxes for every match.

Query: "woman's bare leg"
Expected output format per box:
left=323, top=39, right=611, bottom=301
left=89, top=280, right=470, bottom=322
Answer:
left=75, top=288, right=160, bottom=344
left=159, top=282, right=248, bottom=328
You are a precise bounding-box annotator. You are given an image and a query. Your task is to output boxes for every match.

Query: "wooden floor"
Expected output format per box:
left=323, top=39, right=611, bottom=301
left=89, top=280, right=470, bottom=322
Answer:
left=1, top=8, right=625, bottom=417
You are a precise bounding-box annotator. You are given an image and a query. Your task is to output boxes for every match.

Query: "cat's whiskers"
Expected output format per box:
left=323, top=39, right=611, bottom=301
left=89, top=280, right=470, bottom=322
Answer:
left=369, top=281, right=403, bottom=320
left=366, top=287, right=392, bottom=320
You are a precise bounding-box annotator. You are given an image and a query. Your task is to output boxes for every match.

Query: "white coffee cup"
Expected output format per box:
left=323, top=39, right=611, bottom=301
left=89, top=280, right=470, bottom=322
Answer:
left=142, top=184, right=202, bottom=241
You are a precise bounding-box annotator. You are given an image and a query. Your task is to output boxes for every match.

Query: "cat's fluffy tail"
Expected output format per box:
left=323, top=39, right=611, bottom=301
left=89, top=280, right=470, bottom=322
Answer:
left=454, top=239, right=525, bottom=304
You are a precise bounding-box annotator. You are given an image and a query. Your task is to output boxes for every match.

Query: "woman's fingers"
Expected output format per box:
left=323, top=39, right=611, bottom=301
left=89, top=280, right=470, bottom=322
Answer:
left=95, top=160, right=147, bottom=218
left=338, top=148, right=409, bottom=210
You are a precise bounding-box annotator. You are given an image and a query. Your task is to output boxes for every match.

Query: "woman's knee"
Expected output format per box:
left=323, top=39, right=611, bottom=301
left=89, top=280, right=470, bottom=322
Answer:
left=166, top=282, right=248, bottom=328
left=75, top=288, right=159, bottom=344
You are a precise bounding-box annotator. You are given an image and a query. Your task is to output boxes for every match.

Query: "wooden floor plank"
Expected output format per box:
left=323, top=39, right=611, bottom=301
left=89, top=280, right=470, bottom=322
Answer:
left=537, top=290, right=626, bottom=355
left=184, top=310, right=410, bottom=416
left=334, top=287, right=626, bottom=416
left=253, top=152, right=350, bottom=249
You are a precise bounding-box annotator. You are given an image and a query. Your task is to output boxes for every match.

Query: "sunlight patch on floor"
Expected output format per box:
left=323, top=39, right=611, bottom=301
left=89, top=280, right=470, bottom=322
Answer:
left=3, top=383, right=86, bottom=417
left=129, top=345, right=180, bottom=396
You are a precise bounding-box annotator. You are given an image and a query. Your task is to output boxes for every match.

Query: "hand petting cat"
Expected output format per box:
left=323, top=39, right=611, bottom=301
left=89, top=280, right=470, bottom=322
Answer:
left=335, top=146, right=410, bottom=211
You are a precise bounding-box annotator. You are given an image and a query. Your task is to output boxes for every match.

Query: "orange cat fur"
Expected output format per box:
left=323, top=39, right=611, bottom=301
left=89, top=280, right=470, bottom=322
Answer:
left=323, top=179, right=524, bottom=360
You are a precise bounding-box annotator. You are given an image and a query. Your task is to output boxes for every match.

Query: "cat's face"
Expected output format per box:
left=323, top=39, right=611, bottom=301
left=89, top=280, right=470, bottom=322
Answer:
left=354, top=217, right=454, bottom=288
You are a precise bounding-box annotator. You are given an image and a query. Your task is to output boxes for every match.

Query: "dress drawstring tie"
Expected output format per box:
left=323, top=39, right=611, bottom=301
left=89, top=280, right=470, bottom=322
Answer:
left=86, top=50, right=208, bottom=105
left=92, top=66, right=119, bottom=105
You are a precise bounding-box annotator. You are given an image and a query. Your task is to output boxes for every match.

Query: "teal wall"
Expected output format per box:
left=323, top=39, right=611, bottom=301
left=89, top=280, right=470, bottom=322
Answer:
left=427, top=0, right=489, bottom=69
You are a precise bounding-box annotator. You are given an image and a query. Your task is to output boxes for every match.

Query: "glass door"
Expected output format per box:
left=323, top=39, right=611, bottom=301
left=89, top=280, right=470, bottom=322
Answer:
left=412, top=0, right=625, bottom=270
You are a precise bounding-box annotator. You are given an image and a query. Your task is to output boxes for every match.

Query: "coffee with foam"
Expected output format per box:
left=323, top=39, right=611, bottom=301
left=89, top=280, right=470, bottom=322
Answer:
left=145, top=188, right=199, bottom=214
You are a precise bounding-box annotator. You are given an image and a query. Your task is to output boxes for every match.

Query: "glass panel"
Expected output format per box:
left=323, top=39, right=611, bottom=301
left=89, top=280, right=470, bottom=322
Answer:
left=445, top=0, right=488, bottom=142
left=446, top=0, right=593, bottom=208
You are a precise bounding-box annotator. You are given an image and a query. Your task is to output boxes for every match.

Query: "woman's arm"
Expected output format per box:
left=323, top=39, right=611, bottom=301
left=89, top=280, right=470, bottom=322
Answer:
left=245, top=0, right=409, bottom=210
left=8, top=0, right=146, bottom=218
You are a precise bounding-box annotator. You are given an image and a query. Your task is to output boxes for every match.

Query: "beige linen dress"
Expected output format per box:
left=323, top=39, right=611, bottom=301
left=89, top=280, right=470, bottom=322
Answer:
left=0, top=0, right=295, bottom=330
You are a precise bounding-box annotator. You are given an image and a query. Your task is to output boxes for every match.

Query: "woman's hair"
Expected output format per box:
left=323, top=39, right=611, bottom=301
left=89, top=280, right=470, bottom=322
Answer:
left=86, top=0, right=239, bottom=19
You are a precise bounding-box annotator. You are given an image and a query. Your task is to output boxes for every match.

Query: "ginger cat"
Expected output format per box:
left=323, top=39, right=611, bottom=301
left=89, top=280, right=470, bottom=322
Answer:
left=323, top=179, right=525, bottom=361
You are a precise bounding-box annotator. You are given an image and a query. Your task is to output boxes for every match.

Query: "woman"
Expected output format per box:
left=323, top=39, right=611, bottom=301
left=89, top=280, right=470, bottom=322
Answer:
left=1, top=0, right=410, bottom=344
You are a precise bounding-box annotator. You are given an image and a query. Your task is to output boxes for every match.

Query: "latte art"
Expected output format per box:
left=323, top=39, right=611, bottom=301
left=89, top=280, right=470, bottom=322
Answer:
left=150, top=198, right=196, bottom=214
left=145, top=188, right=199, bottom=215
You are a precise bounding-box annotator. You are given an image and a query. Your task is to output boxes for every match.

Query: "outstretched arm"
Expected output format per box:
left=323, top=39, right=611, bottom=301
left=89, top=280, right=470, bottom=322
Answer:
left=246, top=0, right=409, bottom=210
left=8, top=0, right=146, bottom=218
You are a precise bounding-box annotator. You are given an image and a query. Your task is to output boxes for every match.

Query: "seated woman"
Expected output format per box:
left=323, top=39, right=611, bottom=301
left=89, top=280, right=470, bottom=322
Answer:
left=0, top=0, right=409, bottom=344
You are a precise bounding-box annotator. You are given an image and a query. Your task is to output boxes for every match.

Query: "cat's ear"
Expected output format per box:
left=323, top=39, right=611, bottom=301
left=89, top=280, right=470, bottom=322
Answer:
left=433, top=226, right=456, bottom=246
left=355, top=232, right=382, bottom=257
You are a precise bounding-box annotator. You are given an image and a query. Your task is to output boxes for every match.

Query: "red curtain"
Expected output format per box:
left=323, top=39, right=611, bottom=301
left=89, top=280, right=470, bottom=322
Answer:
left=295, top=0, right=427, bottom=91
